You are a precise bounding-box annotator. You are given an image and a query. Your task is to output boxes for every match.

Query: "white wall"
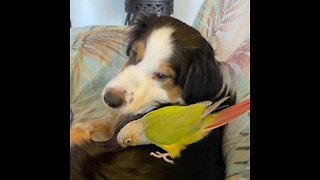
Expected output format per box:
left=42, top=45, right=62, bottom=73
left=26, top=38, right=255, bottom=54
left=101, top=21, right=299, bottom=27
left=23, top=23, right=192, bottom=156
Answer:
left=70, top=0, right=127, bottom=26
left=172, top=0, right=203, bottom=26
left=70, top=0, right=203, bottom=27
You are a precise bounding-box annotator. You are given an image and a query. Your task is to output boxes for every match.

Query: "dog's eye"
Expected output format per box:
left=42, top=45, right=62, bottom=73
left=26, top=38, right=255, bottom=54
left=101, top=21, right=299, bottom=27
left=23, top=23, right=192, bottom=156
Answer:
left=153, top=72, right=168, bottom=81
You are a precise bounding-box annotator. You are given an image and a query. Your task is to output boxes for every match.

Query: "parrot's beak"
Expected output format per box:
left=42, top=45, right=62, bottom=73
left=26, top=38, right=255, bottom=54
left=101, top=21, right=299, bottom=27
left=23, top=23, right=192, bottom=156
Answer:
left=119, top=142, right=128, bottom=148
left=116, top=136, right=129, bottom=148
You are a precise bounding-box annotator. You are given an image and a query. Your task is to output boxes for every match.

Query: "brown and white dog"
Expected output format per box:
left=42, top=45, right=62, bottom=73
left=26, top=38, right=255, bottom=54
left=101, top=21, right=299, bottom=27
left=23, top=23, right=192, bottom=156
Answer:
left=71, top=15, right=236, bottom=180
left=102, top=15, right=235, bottom=115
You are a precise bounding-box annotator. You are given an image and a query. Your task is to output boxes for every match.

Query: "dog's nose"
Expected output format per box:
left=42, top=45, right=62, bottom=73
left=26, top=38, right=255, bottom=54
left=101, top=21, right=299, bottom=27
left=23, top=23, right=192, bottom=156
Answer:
left=103, top=89, right=125, bottom=108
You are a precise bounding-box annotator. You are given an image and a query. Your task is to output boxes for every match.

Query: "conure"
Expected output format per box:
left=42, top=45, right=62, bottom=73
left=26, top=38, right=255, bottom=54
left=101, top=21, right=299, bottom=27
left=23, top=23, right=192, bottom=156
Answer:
left=117, top=97, right=250, bottom=164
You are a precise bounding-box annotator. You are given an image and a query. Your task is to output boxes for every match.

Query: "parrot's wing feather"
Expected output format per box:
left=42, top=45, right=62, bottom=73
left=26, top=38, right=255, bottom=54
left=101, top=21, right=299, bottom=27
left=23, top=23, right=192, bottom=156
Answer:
left=143, top=104, right=205, bottom=145
left=196, top=100, right=213, bottom=107
left=203, top=98, right=250, bottom=131
left=200, top=96, right=230, bottom=119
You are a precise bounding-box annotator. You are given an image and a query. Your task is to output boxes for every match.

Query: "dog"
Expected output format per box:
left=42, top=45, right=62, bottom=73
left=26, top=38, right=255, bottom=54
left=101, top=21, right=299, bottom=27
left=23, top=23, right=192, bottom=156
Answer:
left=70, top=15, right=236, bottom=180
left=102, top=15, right=235, bottom=115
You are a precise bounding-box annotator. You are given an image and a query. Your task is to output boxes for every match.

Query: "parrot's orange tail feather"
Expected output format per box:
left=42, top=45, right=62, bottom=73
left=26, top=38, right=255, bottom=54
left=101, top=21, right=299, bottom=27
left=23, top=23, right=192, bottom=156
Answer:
left=204, top=99, right=250, bottom=131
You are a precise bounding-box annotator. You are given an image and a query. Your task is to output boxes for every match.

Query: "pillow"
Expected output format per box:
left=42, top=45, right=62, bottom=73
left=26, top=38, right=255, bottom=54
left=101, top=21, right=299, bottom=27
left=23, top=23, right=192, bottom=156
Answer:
left=70, top=25, right=130, bottom=140
left=193, top=0, right=250, bottom=179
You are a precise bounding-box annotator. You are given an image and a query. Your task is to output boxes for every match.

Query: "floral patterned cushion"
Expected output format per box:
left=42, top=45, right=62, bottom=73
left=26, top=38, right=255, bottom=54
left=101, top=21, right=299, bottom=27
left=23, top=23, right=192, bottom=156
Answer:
left=70, top=26, right=129, bottom=135
left=193, top=0, right=250, bottom=179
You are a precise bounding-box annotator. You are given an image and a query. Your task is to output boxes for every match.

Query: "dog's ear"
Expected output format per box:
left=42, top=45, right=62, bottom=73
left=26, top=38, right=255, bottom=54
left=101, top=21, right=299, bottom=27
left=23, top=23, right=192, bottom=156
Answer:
left=126, top=14, right=155, bottom=56
left=182, top=46, right=225, bottom=104
left=172, top=41, right=236, bottom=105
left=124, top=14, right=154, bottom=69
left=126, top=14, right=162, bottom=56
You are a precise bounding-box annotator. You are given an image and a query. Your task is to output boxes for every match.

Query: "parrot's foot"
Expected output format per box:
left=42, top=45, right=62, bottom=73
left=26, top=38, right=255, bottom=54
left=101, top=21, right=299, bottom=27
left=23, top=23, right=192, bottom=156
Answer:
left=150, top=151, right=174, bottom=164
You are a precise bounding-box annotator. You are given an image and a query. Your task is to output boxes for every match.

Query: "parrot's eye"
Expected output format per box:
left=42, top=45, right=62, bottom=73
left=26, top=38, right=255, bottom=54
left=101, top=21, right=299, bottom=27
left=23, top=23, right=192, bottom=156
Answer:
left=125, top=139, right=132, bottom=144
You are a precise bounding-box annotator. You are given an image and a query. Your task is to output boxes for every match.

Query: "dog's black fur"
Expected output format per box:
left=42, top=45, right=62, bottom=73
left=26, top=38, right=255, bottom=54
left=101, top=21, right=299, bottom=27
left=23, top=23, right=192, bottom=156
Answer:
left=70, top=15, right=236, bottom=180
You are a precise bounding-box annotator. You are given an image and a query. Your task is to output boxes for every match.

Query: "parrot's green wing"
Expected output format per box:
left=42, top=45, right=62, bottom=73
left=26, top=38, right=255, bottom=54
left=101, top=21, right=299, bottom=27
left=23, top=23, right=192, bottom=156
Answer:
left=143, top=103, right=205, bottom=145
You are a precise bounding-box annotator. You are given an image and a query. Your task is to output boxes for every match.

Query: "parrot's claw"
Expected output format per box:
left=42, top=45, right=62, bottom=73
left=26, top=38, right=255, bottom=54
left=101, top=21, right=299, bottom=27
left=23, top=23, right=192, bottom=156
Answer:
left=150, top=151, right=174, bottom=164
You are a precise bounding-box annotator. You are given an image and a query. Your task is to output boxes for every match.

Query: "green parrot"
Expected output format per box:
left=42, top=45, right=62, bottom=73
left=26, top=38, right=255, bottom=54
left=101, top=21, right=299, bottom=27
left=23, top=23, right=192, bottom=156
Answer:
left=117, top=97, right=250, bottom=164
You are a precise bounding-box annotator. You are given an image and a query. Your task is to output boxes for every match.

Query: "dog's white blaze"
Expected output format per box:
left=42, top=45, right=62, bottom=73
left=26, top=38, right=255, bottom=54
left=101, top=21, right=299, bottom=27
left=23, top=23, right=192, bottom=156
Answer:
left=139, top=27, right=174, bottom=72
left=103, top=27, right=179, bottom=114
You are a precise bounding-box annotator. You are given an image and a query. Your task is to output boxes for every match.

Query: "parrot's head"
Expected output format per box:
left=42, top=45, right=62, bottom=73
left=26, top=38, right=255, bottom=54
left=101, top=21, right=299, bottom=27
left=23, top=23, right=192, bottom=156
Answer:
left=117, top=120, right=149, bottom=148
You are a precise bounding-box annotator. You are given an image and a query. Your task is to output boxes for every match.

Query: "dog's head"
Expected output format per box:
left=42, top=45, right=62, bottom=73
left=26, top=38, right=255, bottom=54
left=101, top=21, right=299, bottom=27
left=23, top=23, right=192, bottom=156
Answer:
left=102, top=15, right=235, bottom=115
